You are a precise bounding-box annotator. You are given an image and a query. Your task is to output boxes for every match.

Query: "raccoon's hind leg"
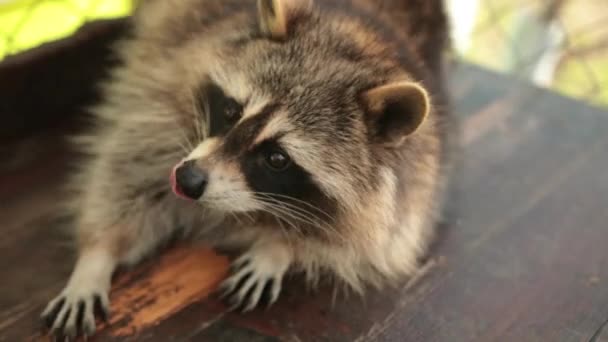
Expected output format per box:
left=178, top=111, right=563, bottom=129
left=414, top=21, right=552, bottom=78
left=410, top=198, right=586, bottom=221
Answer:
left=219, top=237, right=292, bottom=312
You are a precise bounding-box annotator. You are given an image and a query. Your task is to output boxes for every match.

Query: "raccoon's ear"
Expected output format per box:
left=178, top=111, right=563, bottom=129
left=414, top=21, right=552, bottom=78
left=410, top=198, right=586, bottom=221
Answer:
left=362, top=81, right=430, bottom=147
left=257, top=0, right=312, bottom=39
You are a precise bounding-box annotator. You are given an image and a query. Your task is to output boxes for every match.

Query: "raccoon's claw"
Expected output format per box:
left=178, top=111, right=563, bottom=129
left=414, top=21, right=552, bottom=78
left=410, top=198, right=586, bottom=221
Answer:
left=41, top=288, right=110, bottom=339
left=218, top=244, right=291, bottom=312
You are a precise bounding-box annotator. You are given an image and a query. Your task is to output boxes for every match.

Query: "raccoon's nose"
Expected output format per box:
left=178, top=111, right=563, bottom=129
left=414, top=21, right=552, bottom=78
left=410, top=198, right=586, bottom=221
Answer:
left=174, top=160, right=208, bottom=200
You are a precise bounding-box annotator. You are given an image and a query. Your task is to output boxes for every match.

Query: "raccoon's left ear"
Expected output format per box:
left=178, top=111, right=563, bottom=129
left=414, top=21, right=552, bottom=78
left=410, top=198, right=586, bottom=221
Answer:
left=257, top=0, right=312, bottom=40
left=361, top=81, right=430, bottom=147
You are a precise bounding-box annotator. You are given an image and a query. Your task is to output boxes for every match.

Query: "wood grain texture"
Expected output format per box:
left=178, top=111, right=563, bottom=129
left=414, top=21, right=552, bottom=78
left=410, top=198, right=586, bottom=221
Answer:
left=24, top=247, right=228, bottom=341
left=106, top=247, right=228, bottom=338
left=1, top=61, right=607, bottom=341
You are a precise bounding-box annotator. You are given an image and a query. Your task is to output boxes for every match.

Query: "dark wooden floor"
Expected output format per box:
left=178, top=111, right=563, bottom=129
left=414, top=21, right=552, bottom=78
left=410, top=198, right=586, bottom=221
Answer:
left=1, top=60, right=608, bottom=341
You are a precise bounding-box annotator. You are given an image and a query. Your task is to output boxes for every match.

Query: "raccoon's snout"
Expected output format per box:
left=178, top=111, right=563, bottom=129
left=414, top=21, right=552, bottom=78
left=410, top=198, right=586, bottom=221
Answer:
left=172, top=160, right=208, bottom=200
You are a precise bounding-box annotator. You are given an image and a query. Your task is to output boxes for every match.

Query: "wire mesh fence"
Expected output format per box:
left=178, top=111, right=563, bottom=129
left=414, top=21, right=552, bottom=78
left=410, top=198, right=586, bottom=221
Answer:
left=1, top=0, right=606, bottom=107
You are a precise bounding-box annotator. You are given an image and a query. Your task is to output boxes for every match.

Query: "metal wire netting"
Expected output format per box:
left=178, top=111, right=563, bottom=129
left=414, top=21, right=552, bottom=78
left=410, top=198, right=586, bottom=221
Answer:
left=1, top=0, right=606, bottom=107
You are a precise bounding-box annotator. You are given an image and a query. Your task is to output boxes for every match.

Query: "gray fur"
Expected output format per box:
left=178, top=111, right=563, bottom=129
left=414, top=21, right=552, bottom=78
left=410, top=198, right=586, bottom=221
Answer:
left=41, top=0, right=450, bottom=337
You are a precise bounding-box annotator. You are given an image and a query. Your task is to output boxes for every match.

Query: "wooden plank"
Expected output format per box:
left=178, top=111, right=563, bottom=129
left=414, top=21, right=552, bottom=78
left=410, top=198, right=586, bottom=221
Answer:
left=373, top=141, right=608, bottom=341
left=103, top=247, right=228, bottom=338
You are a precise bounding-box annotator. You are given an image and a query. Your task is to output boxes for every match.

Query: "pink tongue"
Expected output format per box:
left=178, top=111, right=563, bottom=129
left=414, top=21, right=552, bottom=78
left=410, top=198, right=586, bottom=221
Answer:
left=170, top=165, right=192, bottom=200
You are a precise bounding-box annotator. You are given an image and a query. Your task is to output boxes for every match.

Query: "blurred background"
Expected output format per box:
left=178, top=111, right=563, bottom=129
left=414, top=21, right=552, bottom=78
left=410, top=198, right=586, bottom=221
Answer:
left=0, top=0, right=607, bottom=107
left=446, top=0, right=607, bottom=108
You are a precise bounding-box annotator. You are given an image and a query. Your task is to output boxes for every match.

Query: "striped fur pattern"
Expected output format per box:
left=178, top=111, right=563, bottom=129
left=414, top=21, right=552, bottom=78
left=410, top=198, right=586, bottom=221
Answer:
left=41, top=0, right=451, bottom=337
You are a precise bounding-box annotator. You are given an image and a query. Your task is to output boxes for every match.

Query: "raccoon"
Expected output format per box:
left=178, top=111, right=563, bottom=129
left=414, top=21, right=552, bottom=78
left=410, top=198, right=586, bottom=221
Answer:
left=41, top=0, right=450, bottom=338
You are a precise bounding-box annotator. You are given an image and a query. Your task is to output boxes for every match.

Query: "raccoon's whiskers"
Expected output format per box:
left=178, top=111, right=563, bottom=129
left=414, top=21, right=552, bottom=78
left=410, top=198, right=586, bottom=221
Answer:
left=257, top=197, right=320, bottom=228
left=273, top=216, right=295, bottom=248
left=253, top=192, right=334, bottom=223
left=253, top=193, right=333, bottom=229
left=198, top=191, right=341, bottom=241
left=166, top=134, right=189, bottom=154
left=255, top=201, right=306, bottom=237
left=237, top=208, right=256, bottom=224
left=201, top=99, right=211, bottom=139
left=175, top=139, right=190, bottom=155
left=254, top=204, right=302, bottom=241
left=201, top=194, right=256, bottom=224
left=190, top=87, right=209, bottom=142
left=230, top=212, right=243, bottom=225
left=190, top=61, right=210, bottom=141
left=253, top=194, right=343, bottom=241
left=189, top=88, right=202, bottom=143
left=176, top=126, right=195, bottom=153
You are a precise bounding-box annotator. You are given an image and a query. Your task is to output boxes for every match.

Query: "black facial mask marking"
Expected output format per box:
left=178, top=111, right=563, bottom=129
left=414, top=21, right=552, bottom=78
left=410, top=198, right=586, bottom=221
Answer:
left=239, top=139, right=338, bottom=235
left=199, top=82, right=243, bottom=137
left=220, top=102, right=281, bottom=156
left=241, top=140, right=322, bottom=203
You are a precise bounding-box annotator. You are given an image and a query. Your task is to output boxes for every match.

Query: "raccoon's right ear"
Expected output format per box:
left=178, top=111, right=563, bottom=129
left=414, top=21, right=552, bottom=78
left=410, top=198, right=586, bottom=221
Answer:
left=257, top=0, right=312, bottom=40
left=361, top=81, right=430, bottom=147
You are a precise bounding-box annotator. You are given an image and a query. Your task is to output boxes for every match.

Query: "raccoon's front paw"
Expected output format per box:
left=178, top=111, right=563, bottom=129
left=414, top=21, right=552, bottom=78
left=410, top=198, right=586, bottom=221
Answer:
left=40, top=284, right=110, bottom=338
left=219, top=242, right=292, bottom=312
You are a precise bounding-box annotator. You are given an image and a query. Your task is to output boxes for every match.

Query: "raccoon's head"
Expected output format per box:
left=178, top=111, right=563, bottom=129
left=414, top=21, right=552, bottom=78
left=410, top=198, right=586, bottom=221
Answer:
left=168, top=0, right=432, bottom=240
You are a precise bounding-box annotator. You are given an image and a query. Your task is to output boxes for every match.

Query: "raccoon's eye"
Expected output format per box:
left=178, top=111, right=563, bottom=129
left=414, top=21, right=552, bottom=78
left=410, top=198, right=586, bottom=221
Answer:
left=265, top=149, right=291, bottom=171
left=224, top=98, right=242, bottom=123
